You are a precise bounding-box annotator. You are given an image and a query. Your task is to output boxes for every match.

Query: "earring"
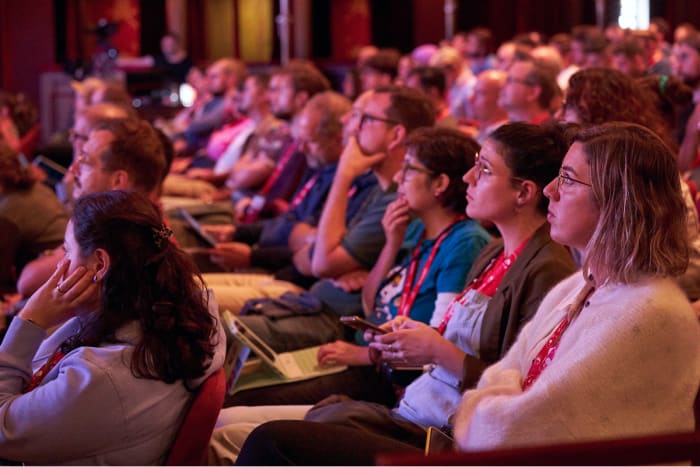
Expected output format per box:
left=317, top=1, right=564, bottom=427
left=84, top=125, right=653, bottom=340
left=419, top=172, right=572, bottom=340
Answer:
left=92, top=274, right=98, bottom=283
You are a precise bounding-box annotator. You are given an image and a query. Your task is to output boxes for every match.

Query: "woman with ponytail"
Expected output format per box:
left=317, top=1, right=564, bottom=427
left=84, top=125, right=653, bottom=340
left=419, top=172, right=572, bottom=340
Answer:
left=0, top=190, right=225, bottom=465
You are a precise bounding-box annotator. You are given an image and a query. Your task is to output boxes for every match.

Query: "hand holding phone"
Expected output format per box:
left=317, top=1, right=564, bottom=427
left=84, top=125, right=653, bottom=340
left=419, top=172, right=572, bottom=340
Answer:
left=339, top=316, right=387, bottom=335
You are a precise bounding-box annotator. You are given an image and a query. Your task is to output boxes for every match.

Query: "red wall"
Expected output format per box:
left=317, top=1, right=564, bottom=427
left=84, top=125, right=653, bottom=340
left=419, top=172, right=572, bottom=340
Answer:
left=0, top=0, right=55, bottom=106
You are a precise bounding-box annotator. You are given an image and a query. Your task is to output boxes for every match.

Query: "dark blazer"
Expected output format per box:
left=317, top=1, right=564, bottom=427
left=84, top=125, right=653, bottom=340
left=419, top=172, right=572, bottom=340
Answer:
left=459, top=223, right=576, bottom=390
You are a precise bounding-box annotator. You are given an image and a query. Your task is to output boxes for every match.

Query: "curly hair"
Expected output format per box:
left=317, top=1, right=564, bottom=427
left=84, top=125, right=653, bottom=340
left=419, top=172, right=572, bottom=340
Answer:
left=404, top=126, right=479, bottom=213
left=65, top=190, right=217, bottom=386
left=576, top=122, right=688, bottom=283
left=564, top=68, right=675, bottom=151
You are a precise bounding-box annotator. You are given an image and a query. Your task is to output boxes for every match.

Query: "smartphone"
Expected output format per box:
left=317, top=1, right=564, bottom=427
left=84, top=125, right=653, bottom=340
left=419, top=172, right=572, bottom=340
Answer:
left=339, top=316, right=388, bottom=334
left=33, top=155, right=67, bottom=186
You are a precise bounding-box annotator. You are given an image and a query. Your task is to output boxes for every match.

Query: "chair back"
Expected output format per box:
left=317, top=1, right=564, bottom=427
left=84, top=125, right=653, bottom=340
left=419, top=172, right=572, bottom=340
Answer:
left=377, top=431, right=700, bottom=466
left=165, top=367, right=226, bottom=466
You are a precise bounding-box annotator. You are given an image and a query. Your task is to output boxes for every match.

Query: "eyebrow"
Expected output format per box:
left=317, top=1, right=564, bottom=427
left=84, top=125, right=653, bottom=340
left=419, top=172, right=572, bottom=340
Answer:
left=560, top=165, right=584, bottom=176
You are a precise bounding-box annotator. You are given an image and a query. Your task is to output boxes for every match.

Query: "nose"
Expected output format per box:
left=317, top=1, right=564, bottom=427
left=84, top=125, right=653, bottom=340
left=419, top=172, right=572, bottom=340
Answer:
left=393, top=168, right=403, bottom=185
left=543, top=177, right=558, bottom=200
left=463, top=165, right=476, bottom=184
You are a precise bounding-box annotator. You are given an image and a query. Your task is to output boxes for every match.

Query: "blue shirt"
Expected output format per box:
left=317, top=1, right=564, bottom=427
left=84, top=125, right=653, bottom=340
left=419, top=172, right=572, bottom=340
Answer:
left=356, top=218, right=491, bottom=344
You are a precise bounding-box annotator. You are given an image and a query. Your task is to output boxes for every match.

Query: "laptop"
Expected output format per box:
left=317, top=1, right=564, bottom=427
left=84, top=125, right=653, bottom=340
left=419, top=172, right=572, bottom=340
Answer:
left=221, top=310, right=348, bottom=394
left=177, top=207, right=218, bottom=247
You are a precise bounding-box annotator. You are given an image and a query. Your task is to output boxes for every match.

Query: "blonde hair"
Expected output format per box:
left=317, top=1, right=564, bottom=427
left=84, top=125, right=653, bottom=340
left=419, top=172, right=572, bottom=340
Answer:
left=577, top=122, right=688, bottom=283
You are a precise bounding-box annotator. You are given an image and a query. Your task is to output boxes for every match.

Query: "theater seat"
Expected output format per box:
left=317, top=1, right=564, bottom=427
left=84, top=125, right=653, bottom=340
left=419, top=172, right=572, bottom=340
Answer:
left=165, top=368, right=226, bottom=466
left=376, top=431, right=700, bottom=466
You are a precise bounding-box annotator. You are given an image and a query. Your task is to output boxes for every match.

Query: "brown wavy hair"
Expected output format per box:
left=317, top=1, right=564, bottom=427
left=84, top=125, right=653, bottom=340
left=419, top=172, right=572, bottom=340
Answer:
left=576, top=122, right=688, bottom=283
left=64, top=190, right=217, bottom=386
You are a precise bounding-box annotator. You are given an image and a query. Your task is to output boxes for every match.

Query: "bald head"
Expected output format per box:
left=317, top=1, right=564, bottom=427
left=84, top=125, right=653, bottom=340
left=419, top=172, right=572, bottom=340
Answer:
left=470, top=70, right=507, bottom=123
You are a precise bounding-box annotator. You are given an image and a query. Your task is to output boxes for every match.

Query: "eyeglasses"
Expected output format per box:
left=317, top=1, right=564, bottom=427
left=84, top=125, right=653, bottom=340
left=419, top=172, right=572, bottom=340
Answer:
left=400, top=161, right=435, bottom=181
left=556, top=170, right=592, bottom=190
left=473, top=152, right=526, bottom=184
left=359, top=112, right=399, bottom=129
left=69, top=129, right=89, bottom=144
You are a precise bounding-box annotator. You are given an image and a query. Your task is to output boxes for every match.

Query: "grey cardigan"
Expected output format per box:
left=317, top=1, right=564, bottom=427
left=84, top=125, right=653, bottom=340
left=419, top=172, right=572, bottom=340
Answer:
left=0, top=311, right=225, bottom=465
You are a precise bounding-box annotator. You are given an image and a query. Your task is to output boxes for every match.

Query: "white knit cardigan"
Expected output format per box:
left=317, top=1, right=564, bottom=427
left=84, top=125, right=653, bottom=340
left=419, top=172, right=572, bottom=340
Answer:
left=454, top=272, right=700, bottom=450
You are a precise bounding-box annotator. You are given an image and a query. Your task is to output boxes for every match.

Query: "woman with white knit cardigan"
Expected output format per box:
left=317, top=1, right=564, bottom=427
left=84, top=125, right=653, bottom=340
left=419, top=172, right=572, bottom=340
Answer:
left=453, top=121, right=700, bottom=450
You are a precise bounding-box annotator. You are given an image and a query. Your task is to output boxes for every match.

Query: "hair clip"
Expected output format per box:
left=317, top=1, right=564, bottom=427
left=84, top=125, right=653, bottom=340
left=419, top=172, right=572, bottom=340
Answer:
left=658, top=74, right=668, bottom=94
left=152, top=225, right=173, bottom=249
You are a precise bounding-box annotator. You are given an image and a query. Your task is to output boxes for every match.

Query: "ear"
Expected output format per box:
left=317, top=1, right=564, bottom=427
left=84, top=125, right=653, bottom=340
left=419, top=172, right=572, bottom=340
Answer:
left=527, top=84, right=543, bottom=104
left=110, top=170, right=130, bottom=190
left=92, top=248, right=111, bottom=282
left=432, top=173, right=451, bottom=198
left=386, top=125, right=408, bottom=152
left=515, top=179, right=539, bottom=208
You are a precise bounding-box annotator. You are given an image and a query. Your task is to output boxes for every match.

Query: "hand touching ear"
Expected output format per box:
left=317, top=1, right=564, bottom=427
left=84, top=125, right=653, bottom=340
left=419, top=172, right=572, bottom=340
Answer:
left=19, top=258, right=99, bottom=330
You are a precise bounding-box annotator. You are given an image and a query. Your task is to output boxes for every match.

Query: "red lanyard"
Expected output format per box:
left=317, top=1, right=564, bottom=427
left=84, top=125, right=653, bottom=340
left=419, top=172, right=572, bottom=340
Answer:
left=521, top=281, right=595, bottom=390
left=289, top=171, right=320, bottom=210
left=259, top=141, right=298, bottom=195
left=396, top=217, right=464, bottom=317
left=24, top=348, right=65, bottom=393
left=436, top=238, right=529, bottom=335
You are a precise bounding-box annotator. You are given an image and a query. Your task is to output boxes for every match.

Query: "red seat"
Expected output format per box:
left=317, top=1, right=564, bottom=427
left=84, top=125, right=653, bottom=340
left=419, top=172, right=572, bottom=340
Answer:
left=376, top=431, right=700, bottom=466
left=165, top=367, right=226, bottom=466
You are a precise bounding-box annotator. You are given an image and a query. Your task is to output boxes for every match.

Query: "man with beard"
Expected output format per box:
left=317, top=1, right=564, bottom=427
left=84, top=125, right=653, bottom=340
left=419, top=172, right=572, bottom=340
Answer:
left=16, top=118, right=166, bottom=298
left=174, top=58, right=246, bottom=156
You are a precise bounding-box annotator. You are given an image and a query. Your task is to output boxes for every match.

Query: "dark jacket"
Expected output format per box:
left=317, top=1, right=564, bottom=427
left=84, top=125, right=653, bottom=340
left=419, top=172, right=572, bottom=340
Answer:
left=460, top=223, right=576, bottom=390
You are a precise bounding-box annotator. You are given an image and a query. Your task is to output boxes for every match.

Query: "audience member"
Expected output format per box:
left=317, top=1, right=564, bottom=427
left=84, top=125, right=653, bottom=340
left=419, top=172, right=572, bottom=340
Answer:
left=405, top=66, right=457, bottom=128
left=0, top=144, right=68, bottom=276
left=562, top=67, right=700, bottom=300
left=429, top=46, right=475, bottom=120
left=360, top=49, right=400, bottom=91
left=610, top=37, right=648, bottom=77
left=0, top=190, right=224, bottom=464
left=173, top=58, right=247, bottom=155
left=673, top=30, right=700, bottom=171
left=469, top=70, right=509, bottom=144
left=499, top=58, right=560, bottom=124
left=550, top=33, right=578, bottom=91
left=117, top=32, right=193, bottom=84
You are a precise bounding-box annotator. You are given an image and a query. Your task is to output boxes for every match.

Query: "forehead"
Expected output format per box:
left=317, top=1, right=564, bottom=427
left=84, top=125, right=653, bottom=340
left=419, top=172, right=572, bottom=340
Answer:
left=353, top=90, right=374, bottom=110
left=244, top=76, right=261, bottom=89
left=474, top=77, right=498, bottom=93
left=363, top=92, right=391, bottom=115
left=562, top=142, right=589, bottom=171
left=479, top=139, right=508, bottom=167
left=85, top=129, right=114, bottom=154
left=509, top=61, right=532, bottom=77
left=296, top=108, right=321, bottom=135
left=270, top=74, right=293, bottom=89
